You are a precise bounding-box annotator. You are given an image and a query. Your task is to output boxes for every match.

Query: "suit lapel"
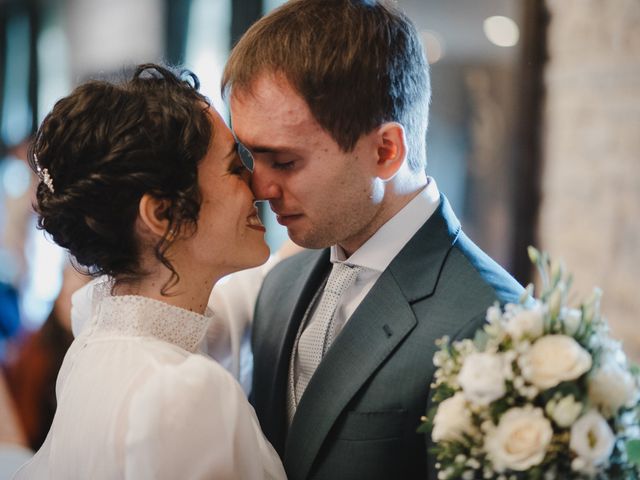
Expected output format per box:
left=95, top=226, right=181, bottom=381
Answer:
left=282, top=195, right=461, bottom=478
left=284, top=269, right=417, bottom=478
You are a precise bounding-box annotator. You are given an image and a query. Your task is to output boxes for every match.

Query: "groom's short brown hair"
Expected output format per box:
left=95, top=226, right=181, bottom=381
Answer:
left=222, top=0, right=431, bottom=171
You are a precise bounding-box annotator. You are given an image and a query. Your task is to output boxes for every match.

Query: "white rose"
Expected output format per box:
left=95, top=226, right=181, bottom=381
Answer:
left=588, top=362, right=638, bottom=417
left=485, top=406, right=553, bottom=472
left=458, top=352, right=506, bottom=406
left=569, top=410, right=615, bottom=467
left=545, top=395, right=582, bottom=428
left=486, top=304, right=503, bottom=324
left=432, top=393, right=473, bottom=442
left=505, top=305, right=545, bottom=340
left=520, top=335, right=592, bottom=389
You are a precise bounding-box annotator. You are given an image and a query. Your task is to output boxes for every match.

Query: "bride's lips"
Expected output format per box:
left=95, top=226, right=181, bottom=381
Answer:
left=247, top=208, right=266, bottom=232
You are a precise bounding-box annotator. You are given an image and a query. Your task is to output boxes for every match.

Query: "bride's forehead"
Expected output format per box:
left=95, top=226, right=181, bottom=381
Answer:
left=207, top=108, right=233, bottom=139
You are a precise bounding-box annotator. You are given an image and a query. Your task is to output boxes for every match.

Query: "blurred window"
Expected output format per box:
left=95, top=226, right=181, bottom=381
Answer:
left=1, top=7, right=31, bottom=146
left=263, top=0, right=286, bottom=14
left=184, top=0, right=232, bottom=118
left=37, top=3, right=70, bottom=125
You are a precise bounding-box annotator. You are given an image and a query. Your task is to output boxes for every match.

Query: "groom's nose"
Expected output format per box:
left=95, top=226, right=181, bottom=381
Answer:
left=250, top=165, right=281, bottom=201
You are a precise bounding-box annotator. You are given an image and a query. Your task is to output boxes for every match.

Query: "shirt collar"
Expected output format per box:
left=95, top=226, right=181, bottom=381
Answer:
left=330, top=177, right=441, bottom=272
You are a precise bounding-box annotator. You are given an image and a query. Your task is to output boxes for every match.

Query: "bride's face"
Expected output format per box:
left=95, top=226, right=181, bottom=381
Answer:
left=179, top=107, right=269, bottom=275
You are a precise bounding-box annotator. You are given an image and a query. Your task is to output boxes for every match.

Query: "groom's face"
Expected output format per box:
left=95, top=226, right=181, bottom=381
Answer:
left=230, top=73, right=383, bottom=253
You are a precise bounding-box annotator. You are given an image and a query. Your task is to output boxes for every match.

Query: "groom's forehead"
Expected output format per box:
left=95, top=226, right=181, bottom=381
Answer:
left=230, top=82, right=314, bottom=133
left=231, top=73, right=307, bottom=110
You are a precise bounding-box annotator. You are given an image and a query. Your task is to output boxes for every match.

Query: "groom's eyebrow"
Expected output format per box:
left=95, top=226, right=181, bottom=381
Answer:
left=251, top=145, right=278, bottom=154
left=248, top=144, right=298, bottom=155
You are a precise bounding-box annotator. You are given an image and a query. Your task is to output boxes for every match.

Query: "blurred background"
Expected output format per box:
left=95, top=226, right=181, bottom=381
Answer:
left=0, top=0, right=638, bottom=454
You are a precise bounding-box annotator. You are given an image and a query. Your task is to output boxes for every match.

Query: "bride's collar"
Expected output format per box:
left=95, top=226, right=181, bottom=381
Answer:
left=92, top=292, right=213, bottom=353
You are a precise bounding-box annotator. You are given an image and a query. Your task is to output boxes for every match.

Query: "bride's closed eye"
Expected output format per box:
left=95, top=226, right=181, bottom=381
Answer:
left=229, top=162, right=246, bottom=175
left=227, top=157, right=251, bottom=182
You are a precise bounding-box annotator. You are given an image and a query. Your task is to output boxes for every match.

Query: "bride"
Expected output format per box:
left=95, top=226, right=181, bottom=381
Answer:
left=14, top=64, right=286, bottom=479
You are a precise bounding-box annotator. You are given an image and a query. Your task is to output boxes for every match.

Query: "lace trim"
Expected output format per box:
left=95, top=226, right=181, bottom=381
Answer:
left=93, top=294, right=213, bottom=353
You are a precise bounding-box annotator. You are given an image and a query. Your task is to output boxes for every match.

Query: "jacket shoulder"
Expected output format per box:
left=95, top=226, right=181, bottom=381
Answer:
left=443, top=232, right=524, bottom=309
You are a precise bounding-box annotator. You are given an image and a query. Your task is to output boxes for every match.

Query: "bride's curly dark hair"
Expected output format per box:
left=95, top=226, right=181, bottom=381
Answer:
left=29, top=63, right=212, bottom=293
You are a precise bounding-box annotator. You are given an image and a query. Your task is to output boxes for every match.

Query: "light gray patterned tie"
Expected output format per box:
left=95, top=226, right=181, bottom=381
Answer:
left=293, top=263, right=362, bottom=407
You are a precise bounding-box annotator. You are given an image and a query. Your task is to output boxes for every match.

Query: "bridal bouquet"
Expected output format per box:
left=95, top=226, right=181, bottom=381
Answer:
left=419, top=247, right=640, bottom=479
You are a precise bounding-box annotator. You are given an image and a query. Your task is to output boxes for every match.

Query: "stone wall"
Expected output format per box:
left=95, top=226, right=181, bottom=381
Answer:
left=540, top=0, right=640, bottom=360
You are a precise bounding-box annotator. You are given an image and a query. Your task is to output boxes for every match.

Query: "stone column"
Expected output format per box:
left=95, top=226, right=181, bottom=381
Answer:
left=540, top=0, right=640, bottom=360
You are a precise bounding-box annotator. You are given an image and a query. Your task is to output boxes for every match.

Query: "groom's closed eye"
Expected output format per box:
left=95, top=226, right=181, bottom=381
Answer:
left=270, top=159, right=296, bottom=171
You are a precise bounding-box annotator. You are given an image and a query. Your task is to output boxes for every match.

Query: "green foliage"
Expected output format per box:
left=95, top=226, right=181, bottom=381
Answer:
left=416, top=405, right=437, bottom=434
left=473, top=329, right=489, bottom=351
left=627, top=439, right=640, bottom=467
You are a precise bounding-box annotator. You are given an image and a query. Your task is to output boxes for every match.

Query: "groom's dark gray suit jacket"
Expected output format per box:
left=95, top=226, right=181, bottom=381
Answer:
left=251, top=195, right=523, bottom=480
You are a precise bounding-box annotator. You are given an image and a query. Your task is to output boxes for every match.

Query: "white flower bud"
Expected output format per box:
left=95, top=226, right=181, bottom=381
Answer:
left=487, top=304, right=503, bottom=324
left=583, top=288, right=602, bottom=323
left=546, top=395, right=583, bottom=427
left=562, top=308, right=582, bottom=336
left=466, top=458, right=481, bottom=469
left=550, top=259, right=564, bottom=282
left=513, top=376, right=525, bottom=389
left=571, top=457, right=586, bottom=471
left=548, top=285, right=564, bottom=319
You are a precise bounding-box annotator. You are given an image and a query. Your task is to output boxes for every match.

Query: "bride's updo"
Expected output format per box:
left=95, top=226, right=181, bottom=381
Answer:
left=29, top=64, right=212, bottom=284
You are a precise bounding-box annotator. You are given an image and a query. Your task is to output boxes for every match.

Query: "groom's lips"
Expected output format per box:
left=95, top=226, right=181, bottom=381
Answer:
left=275, top=213, right=302, bottom=226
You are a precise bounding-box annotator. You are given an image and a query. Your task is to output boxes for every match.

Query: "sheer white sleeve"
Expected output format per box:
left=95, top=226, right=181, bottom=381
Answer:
left=206, top=255, right=282, bottom=392
left=70, top=275, right=111, bottom=337
left=124, top=355, right=286, bottom=480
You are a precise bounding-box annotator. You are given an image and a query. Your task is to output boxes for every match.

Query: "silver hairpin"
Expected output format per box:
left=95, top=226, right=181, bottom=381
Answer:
left=41, top=168, right=55, bottom=193
left=34, top=154, right=55, bottom=193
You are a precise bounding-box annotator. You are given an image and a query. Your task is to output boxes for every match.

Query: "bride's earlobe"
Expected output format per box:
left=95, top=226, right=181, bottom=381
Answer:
left=138, top=194, right=172, bottom=238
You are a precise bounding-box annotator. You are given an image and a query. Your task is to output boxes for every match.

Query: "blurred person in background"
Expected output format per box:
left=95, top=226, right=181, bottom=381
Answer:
left=3, top=264, right=88, bottom=451
left=0, top=139, right=34, bottom=290
left=0, top=139, right=36, bottom=356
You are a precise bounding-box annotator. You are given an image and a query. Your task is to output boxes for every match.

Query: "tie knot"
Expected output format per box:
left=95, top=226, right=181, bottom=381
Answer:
left=325, top=263, right=362, bottom=296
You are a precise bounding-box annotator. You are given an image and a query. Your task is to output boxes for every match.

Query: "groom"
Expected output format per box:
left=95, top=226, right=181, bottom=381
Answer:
left=222, top=1, right=522, bottom=479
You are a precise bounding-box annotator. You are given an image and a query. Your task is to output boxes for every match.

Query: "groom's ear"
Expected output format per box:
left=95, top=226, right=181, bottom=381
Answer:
left=374, top=122, right=407, bottom=181
left=138, top=194, right=172, bottom=238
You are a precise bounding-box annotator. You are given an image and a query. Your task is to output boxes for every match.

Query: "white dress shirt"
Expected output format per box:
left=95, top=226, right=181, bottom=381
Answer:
left=323, top=177, right=440, bottom=336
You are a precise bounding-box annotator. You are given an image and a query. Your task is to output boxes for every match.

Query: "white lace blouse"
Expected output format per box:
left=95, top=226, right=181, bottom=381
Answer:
left=13, top=285, right=286, bottom=480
